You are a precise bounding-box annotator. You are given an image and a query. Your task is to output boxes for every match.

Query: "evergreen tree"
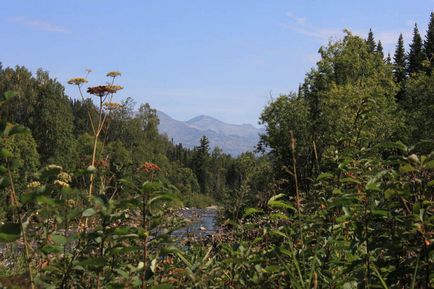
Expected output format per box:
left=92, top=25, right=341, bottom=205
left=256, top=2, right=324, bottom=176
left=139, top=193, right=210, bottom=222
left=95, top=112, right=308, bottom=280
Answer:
left=191, top=136, right=211, bottom=195
left=386, top=53, right=392, bottom=65
left=393, top=34, right=407, bottom=83
left=367, top=28, right=376, bottom=52
left=376, top=40, right=384, bottom=59
left=424, top=12, right=434, bottom=73
left=32, top=70, right=77, bottom=169
left=407, top=24, right=425, bottom=75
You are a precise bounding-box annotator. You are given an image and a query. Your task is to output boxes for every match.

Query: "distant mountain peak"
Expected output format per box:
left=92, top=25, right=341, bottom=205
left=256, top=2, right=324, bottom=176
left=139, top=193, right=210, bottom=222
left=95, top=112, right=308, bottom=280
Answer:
left=186, top=115, right=223, bottom=126
left=187, top=114, right=217, bottom=122
left=157, top=111, right=262, bottom=156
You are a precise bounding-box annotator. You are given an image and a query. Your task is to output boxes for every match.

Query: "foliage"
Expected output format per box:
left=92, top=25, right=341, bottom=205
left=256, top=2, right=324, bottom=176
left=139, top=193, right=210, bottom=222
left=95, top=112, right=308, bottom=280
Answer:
left=1, top=12, right=434, bottom=288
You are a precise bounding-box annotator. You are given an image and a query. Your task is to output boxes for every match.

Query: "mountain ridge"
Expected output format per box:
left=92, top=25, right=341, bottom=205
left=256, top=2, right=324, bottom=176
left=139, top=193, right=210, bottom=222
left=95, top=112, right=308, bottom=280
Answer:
left=157, top=111, right=263, bottom=156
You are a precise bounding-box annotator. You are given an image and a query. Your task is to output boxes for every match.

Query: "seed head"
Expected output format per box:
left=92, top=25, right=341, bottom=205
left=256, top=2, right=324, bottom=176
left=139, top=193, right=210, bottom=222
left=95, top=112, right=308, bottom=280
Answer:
left=87, top=85, right=123, bottom=97
left=106, top=71, right=121, bottom=78
left=67, top=77, right=88, bottom=85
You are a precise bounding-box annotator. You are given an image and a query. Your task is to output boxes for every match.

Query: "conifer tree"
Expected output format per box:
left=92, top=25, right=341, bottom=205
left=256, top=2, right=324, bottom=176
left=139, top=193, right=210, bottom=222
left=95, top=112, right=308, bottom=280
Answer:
left=393, top=34, right=407, bottom=83
left=367, top=28, right=376, bottom=52
left=386, top=53, right=392, bottom=65
left=407, top=24, right=425, bottom=75
left=424, top=12, right=434, bottom=73
left=192, top=136, right=211, bottom=195
left=376, top=40, right=384, bottom=59
left=33, top=70, right=77, bottom=169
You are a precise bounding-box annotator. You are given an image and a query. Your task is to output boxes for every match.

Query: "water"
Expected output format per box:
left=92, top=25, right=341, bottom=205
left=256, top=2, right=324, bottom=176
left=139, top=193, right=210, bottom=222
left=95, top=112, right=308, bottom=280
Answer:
left=172, top=207, right=218, bottom=238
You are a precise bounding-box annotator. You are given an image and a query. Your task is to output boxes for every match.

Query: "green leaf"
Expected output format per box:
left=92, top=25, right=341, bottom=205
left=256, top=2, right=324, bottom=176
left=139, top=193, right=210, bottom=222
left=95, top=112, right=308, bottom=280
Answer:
left=424, top=160, right=434, bottom=169
left=142, top=181, right=161, bottom=193
left=268, top=193, right=286, bottom=202
left=267, top=194, right=295, bottom=210
left=399, top=164, right=415, bottom=174
left=4, top=90, right=17, bottom=100
left=78, top=257, right=107, bottom=269
left=270, top=229, right=287, bottom=238
left=341, top=177, right=361, bottom=184
left=151, top=285, right=173, bottom=289
left=36, top=195, right=56, bottom=206
left=268, top=200, right=295, bottom=210
left=394, top=141, right=408, bottom=152
left=82, top=208, right=97, bottom=217
left=332, top=188, right=343, bottom=195
left=269, top=212, right=289, bottom=220
left=243, top=208, right=262, bottom=218
left=148, top=193, right=182, bottom=206
left=371, top=209, right=389, bottom=217
left=51, top=234, right=67, bottom=245
left=0, top=223, right=21, bottom=242
left=41, top=244, right=63, bottom=254
left=384, top=189, right=398, bottom=199
left=0, top=148, right=13, bottom=159
left=365, top=182, right=381, bottom=191
left=427, top=180, right=434, bottom=187
left=317, top=172, right=334, bottom=181
left=0, top=91, right=17, bottom=105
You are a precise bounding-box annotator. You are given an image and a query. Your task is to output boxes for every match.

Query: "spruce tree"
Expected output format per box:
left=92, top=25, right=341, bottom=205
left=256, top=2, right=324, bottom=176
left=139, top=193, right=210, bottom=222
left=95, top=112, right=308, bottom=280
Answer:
left=376, top=40, right=384, bottom=59
left=407, top=24, right=425, bottom=75
left=386, top=53, right=392, bottom=65
left=393, top=34, right=407, bottom=83
left=192, top=136, right=211, bottom=195
left=424, top=12, right=434, bottom=73
left=367, top=28, right=376, bottom=52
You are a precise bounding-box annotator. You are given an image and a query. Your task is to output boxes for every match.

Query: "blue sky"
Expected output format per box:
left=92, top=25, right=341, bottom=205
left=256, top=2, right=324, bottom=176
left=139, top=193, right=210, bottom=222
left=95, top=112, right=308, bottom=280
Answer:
left=1, top=1, right=433, bottom=126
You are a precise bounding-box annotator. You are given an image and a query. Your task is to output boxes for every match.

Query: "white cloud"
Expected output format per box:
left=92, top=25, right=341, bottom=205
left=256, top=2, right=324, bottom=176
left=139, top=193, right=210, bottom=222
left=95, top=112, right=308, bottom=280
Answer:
left=9, top=16, right=68, bottom=33
left=285, top=11, right=343, bottom=41
left=375, top=29, right=412, bottom=46
left=285, top=11, right=413, bottom=51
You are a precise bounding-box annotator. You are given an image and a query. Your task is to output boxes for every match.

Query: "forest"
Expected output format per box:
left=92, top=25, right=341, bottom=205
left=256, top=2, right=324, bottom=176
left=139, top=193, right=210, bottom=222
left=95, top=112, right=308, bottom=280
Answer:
left=0, top=12, right=433, bottom=289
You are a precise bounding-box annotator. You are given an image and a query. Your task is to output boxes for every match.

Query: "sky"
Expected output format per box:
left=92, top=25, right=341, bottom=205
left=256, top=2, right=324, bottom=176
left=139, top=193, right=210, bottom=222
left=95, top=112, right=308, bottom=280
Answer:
left=1, top=1, right=433, bottom=126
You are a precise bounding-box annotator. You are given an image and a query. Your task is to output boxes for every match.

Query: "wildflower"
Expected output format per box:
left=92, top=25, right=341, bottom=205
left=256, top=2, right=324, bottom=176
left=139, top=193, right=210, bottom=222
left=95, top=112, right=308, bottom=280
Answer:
left=106, top=71, right=121, bottom=78
left=103, top=102, right=122, bottom=111
left=57, top=172, right=72, bottom=183
left=87, top=85, right=123, bottom=97
left=66, top=199, right=76, bottom=207
left=67, top=77, right=88, bottom=85
left=54, top=180, right=70, bottom=188
left=106, top=85, right=123, bottom=93
left=140, top=162, right=161, bottom=173
left=95, top=159, right=109, bottom=169
left=47, top=164, right=63, bottom=170
left=27, top=181, right=41, bottom=189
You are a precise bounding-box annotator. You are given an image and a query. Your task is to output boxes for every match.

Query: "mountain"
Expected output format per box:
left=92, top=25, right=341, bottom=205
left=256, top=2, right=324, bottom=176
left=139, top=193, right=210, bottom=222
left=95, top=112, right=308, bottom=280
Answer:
left=157, top=111, right=263, bottom=156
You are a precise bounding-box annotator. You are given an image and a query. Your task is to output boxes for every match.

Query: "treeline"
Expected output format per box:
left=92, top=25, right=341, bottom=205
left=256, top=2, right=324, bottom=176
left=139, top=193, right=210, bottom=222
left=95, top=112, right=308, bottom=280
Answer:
left=0, top=65, right=266, bottom=209
left=257, top=13, right=434, bottom=198
left=194, top=14, right=434, bottom=288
